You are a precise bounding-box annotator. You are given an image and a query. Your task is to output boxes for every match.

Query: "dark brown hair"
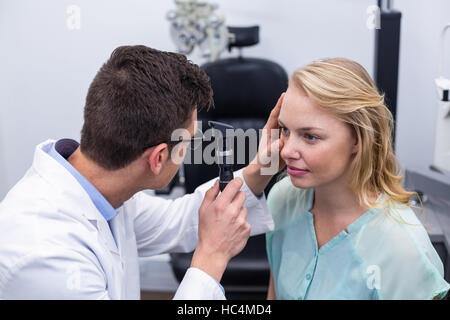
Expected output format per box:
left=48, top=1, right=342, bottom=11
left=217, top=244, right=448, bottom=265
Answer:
left=80, top=45, right=213, bottom=170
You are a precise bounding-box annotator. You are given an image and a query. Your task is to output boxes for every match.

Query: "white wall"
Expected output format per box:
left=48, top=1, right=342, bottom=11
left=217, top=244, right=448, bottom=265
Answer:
left=0, top=0, right=376, bottom=198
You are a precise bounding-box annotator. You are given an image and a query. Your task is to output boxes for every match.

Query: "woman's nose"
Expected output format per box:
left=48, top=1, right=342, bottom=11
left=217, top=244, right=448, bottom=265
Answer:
left=280, top=136, right=300, bottom=160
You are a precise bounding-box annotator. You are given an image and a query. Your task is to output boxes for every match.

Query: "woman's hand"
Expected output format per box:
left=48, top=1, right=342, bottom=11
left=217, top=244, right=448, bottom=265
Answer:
left=257, top=92, right=286, bottom=173
left=243, top=93, right=286, bottom=196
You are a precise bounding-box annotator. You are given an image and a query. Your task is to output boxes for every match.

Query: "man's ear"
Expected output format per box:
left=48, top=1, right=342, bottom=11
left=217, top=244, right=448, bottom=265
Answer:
left=147, top=143, right=169, bottom=175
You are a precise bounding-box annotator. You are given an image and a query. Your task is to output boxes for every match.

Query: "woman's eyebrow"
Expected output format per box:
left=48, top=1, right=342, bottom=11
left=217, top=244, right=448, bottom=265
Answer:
left=278, top=118, right=324, bottom=131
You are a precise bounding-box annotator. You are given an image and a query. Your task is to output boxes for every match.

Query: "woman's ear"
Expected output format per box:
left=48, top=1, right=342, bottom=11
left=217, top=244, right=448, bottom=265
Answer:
left=352, top=140, right=359, bottom=154
left=147, top=143, right=169, bottom=175
left=350, top=127, right=359, bottom=154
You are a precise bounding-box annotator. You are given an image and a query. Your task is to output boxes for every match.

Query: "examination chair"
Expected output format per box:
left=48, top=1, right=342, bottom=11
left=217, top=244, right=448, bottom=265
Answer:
left=169, top=26, right=288, bottom=299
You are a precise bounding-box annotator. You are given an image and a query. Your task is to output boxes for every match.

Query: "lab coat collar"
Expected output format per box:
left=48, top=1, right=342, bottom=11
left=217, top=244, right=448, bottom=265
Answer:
left=49, top=139, right=118, bottom=222
left=32, top=139, right=120, bottom=255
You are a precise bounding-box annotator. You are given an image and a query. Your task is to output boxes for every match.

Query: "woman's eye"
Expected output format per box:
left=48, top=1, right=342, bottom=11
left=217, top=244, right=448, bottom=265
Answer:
left=280, top=126, right=289, bottom=135
left=304, top=133, right=319, bottom=141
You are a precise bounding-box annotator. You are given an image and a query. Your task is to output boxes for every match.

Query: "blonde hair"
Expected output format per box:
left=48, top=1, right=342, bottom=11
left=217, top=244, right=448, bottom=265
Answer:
left=289, top=57, right=422, bottom=217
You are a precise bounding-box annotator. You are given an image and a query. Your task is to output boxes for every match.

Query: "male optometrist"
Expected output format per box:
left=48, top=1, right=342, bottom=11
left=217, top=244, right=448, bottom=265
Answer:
left=0, top=46, right=284, bottom=299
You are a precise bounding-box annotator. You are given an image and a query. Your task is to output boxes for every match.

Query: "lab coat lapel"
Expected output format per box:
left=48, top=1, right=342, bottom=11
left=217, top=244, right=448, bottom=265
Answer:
left=91, top=218, right=120, bottom=257
left=32, top=140, right=120, bottom=256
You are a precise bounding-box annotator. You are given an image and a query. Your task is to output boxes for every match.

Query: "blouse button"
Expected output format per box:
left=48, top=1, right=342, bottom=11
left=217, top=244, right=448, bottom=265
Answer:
left=306, top=274, right=312, bottom=280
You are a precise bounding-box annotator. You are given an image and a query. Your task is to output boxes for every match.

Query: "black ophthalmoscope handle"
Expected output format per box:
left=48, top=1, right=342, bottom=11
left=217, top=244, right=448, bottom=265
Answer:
left=208, top=120, right=235, bottom=192
left=219, top=164, right=234, bottom=192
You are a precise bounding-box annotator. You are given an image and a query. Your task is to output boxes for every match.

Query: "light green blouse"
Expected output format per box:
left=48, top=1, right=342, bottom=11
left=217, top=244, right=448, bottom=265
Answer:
left=266, top=176, right=450, bottom=300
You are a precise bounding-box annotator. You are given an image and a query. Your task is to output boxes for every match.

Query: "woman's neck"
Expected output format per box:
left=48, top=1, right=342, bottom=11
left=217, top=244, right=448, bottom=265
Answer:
left=310, top=178, right=374, bottom=221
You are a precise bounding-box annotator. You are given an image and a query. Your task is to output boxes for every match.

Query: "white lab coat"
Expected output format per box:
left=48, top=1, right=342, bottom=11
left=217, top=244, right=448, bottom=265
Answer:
left=0, top=140, right=274, bottom=300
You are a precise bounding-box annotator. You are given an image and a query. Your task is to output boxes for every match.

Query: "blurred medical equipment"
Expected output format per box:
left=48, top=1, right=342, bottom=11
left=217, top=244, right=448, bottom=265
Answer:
left=432, top=23, right=450, bottom=175
left=405, top=169, right=450, bottom=295
left=403, top=24, right=450, bottom=298
left=166, top=0, right=231, bottom=62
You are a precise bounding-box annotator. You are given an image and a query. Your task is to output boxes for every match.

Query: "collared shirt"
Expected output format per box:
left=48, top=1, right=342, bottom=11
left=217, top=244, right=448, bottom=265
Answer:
left=0, top=139, right=274, bottom=299
left=48, top=138, right=225, bottom=294
left=266, top=176, right=450, bottom=300
left=48, top=139, right=118, bottom=222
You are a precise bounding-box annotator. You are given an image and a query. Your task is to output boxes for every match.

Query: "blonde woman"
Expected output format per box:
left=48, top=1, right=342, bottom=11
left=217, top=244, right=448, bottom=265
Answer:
left=265, top=58, right=450, bottom=300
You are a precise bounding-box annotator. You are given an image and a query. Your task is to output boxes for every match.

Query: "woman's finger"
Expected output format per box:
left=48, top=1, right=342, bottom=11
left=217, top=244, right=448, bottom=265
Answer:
left=266, top=92, right=285, bottom=129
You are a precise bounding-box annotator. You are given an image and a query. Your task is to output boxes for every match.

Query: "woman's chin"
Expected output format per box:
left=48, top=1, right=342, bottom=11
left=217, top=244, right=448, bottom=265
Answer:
left=289, top=175, right=313, bottom=189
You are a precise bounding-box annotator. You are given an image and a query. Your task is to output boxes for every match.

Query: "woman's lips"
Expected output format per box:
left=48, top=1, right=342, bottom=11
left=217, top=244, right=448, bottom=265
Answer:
left=286, top=165, right=310, bottom=177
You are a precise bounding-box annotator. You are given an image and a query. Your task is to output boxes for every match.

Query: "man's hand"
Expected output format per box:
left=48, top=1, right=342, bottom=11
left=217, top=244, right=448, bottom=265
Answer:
left=191, top=178, right=251, bottom=283
left=243, top=93, right=286, bottom=196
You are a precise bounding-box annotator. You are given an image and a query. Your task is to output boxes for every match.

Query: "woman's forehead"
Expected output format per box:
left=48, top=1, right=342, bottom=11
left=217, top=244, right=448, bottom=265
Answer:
left=280, top=89, right=339, bottom=130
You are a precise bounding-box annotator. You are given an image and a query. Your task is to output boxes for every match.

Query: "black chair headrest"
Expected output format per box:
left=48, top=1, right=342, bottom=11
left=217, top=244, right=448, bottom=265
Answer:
left=201, top=57, right=288, bottom=119
left=227, top=26, right=260, bottom=49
